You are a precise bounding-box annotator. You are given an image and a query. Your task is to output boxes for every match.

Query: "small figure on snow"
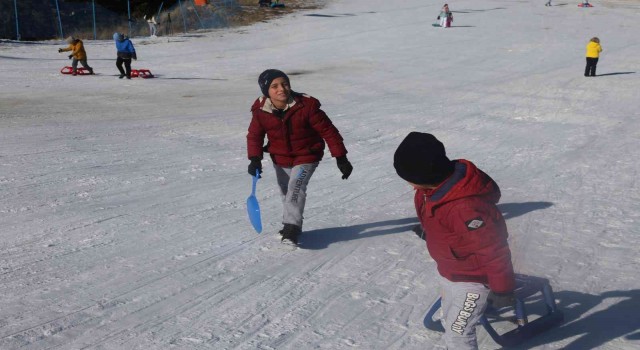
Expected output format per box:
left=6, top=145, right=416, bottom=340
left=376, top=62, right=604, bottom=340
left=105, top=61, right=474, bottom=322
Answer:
left=394, top=132, right=516, bottom=350
left=585, top=37, right=602, bottom=77
left=545, top=0, right=552, bottom=6
left=144, top=15, right=159, bottom=37
left=579, top=0, right=593, bottom=7
left=246, top=69, right=353, bottom=245
left=58, top=36, right=93, bottom=75
left=438, top=4, right=453, bottom=28
left=113, top=32, right=137, bottom=79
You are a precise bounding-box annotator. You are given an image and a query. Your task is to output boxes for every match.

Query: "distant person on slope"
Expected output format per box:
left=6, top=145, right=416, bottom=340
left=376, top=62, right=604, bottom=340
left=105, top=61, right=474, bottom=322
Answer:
left=246, top=69, right=353, bottom=245
left=545, top=0, right=552, bottom=6
left=58, top=36, right=93, bottom=76
left=144, top=15, right=159, bottom=37
left=113, top=33, right=137, bottom=79
left=585, top=37, right=602, bottom=77
left=394, top=132, right=516, bottom=350
left=438, top=4, right=453, bottom=28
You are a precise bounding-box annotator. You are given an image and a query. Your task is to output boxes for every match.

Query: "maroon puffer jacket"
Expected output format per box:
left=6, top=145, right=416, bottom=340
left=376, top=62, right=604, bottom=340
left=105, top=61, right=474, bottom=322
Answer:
left=247, top=93, right=347, bottom=167
left=414, top=159, right=515, bottom=294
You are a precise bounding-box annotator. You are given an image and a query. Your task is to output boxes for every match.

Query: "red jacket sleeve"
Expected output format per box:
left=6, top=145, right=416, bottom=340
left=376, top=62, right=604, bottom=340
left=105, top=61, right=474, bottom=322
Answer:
left=308, top=107, right=347, bottom=158
left=246, top=113, right=266, bottom=160
left=447, top=201, right=516, bottom=294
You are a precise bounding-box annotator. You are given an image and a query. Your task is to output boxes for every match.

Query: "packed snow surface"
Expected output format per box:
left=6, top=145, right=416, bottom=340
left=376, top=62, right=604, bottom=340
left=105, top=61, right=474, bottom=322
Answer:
left=1, top=0, right=639, bottom=349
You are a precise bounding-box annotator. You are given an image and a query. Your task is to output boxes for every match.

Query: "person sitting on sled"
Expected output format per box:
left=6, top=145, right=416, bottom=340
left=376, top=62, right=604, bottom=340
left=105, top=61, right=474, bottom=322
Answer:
left=58, top=36, right=93, bottom=75
left=438, top=4, right=453, bottom=28
left=394, top=132, right=516, bottom=350
left=246, top=69, right=353, bottom=245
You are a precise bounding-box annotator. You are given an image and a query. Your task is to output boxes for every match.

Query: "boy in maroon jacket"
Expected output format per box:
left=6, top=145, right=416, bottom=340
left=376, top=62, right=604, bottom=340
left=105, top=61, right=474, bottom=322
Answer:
left=247, top=69, right=353, bottom=244
left=394, top=132, right=516, bottom=349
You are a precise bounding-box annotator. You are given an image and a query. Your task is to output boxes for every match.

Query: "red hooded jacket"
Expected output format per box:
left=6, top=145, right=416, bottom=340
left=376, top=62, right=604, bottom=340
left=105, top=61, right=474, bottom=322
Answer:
left=247, top=93, right=347, bottom=167
left=414, top=160, right=515, bottom=294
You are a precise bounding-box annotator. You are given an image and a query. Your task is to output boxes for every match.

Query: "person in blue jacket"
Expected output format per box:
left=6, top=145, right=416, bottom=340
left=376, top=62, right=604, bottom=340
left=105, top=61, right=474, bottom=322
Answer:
left=113, top=33, right=137, bottom=79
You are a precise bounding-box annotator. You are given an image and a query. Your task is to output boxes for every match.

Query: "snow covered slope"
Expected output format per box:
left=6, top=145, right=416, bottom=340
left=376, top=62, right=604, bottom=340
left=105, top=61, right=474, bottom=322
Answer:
left=1, top=0, right=639, bottom=349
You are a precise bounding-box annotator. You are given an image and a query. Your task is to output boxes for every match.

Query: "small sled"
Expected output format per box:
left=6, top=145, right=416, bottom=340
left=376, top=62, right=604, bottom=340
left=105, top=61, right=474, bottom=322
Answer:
left=270, top=2, right=285, bottom=8
left=578, top=3, right=593, bottom=7
left=60, top=66, right=90, bottom=75
left=130, top=69, right=154, bottom=78
left=424, top=274, right=564, bottom=348
left=432, top=23, right=441, bottom=27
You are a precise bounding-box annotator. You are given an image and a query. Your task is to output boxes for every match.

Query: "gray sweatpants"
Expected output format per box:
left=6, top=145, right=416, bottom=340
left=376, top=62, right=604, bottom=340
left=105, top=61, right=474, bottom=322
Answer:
left=71, top=58, right=92, bottom=72
left=273, top=162, right=318, bottom=228
left=439, top=275, right=490, bottom=350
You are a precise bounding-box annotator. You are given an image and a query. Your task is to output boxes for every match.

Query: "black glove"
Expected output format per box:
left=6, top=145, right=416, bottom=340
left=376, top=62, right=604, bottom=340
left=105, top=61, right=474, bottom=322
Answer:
left=248, top=157, right=262, bottom=177
left=411, top=224, right=425, bottom=240
left=336, top=156, right=353, bottom=180
left=488, top=291, right=516, bottom=309
left=58, top=48, right=63, bottom=53
left=68, top=55, right=73, bottom=59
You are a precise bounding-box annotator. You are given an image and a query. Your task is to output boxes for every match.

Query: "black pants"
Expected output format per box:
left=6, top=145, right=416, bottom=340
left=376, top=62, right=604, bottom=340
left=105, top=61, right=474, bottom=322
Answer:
left=116, top=57, right=132, bottom=77
left=585, top=57, right=598, bottom=77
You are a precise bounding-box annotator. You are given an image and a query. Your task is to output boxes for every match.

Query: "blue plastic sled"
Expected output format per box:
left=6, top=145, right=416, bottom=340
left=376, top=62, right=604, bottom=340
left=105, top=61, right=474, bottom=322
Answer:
left=246, top=170, right=263, bottom=233
left=424, top=274, right=564, bottom=347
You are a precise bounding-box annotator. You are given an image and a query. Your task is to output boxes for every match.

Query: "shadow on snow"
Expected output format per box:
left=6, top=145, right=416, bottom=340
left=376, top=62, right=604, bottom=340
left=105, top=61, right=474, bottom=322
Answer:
left=508, top=289, right=640, bottom=349
left=299, top=201, right=554, bottom=250
left=498, top=201, right=553, bottom=220
left=299, top=217, right=419, bottom=250
left=596, top=72, right=635, bottom=77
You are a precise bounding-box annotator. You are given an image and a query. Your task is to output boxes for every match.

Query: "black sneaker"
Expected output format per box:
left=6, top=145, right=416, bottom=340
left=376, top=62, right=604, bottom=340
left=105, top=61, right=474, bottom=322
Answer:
left=280, top=224, right=301, bottom=245
left=88, top=68, right=94, bottom=75
left=119, top=74, right=125, bottom=79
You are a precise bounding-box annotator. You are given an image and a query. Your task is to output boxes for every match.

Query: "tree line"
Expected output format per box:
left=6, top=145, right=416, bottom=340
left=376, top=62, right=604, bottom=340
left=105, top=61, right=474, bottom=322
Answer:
left=1, top=0, right=180, bottom=40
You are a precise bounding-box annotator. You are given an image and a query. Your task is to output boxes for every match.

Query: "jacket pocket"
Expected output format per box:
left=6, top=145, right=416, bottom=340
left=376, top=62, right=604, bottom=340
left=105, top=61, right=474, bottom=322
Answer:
left=444, top=248, right=479, bottom=271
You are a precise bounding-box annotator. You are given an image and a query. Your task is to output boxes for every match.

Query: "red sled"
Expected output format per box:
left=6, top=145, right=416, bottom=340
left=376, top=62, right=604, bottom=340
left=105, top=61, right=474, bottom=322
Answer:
left=60, top=66, right=90, bottom=75
left=130, top=69, right=154, bottom=78
left=578, top=3, right=593, bottom=7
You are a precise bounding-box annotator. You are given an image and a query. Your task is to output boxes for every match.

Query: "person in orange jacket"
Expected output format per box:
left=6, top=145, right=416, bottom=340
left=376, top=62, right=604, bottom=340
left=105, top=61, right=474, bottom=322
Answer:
left=58, top=36, right=93, bottom=75
left=585, top=37, right=602, bottom=77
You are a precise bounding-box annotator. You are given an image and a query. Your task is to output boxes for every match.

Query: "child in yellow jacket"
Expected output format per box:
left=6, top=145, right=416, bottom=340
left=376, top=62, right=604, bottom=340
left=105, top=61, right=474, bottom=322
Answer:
left=58, top=36, right=93, bottom=75
left=585, top=37, right=602, bottom=77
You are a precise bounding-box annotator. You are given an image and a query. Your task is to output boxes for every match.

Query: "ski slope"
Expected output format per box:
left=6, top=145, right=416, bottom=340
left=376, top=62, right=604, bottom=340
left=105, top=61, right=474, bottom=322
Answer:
left=1, top=0, right=639, bottom=349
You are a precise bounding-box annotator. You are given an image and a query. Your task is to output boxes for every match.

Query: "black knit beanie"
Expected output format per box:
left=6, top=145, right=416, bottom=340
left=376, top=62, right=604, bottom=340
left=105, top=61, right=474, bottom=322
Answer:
left=394, top=132, right=455, bottom=185
left=258, top=69, right=290, bottom=97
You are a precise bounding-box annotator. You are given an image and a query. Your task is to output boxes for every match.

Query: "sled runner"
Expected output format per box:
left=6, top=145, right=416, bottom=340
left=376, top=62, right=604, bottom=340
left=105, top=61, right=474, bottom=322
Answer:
left=130, top=69, right=154, bottom=78
left=60, top=66, right=91, bottom=75
left=424, top=274, right=564, bottom=347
